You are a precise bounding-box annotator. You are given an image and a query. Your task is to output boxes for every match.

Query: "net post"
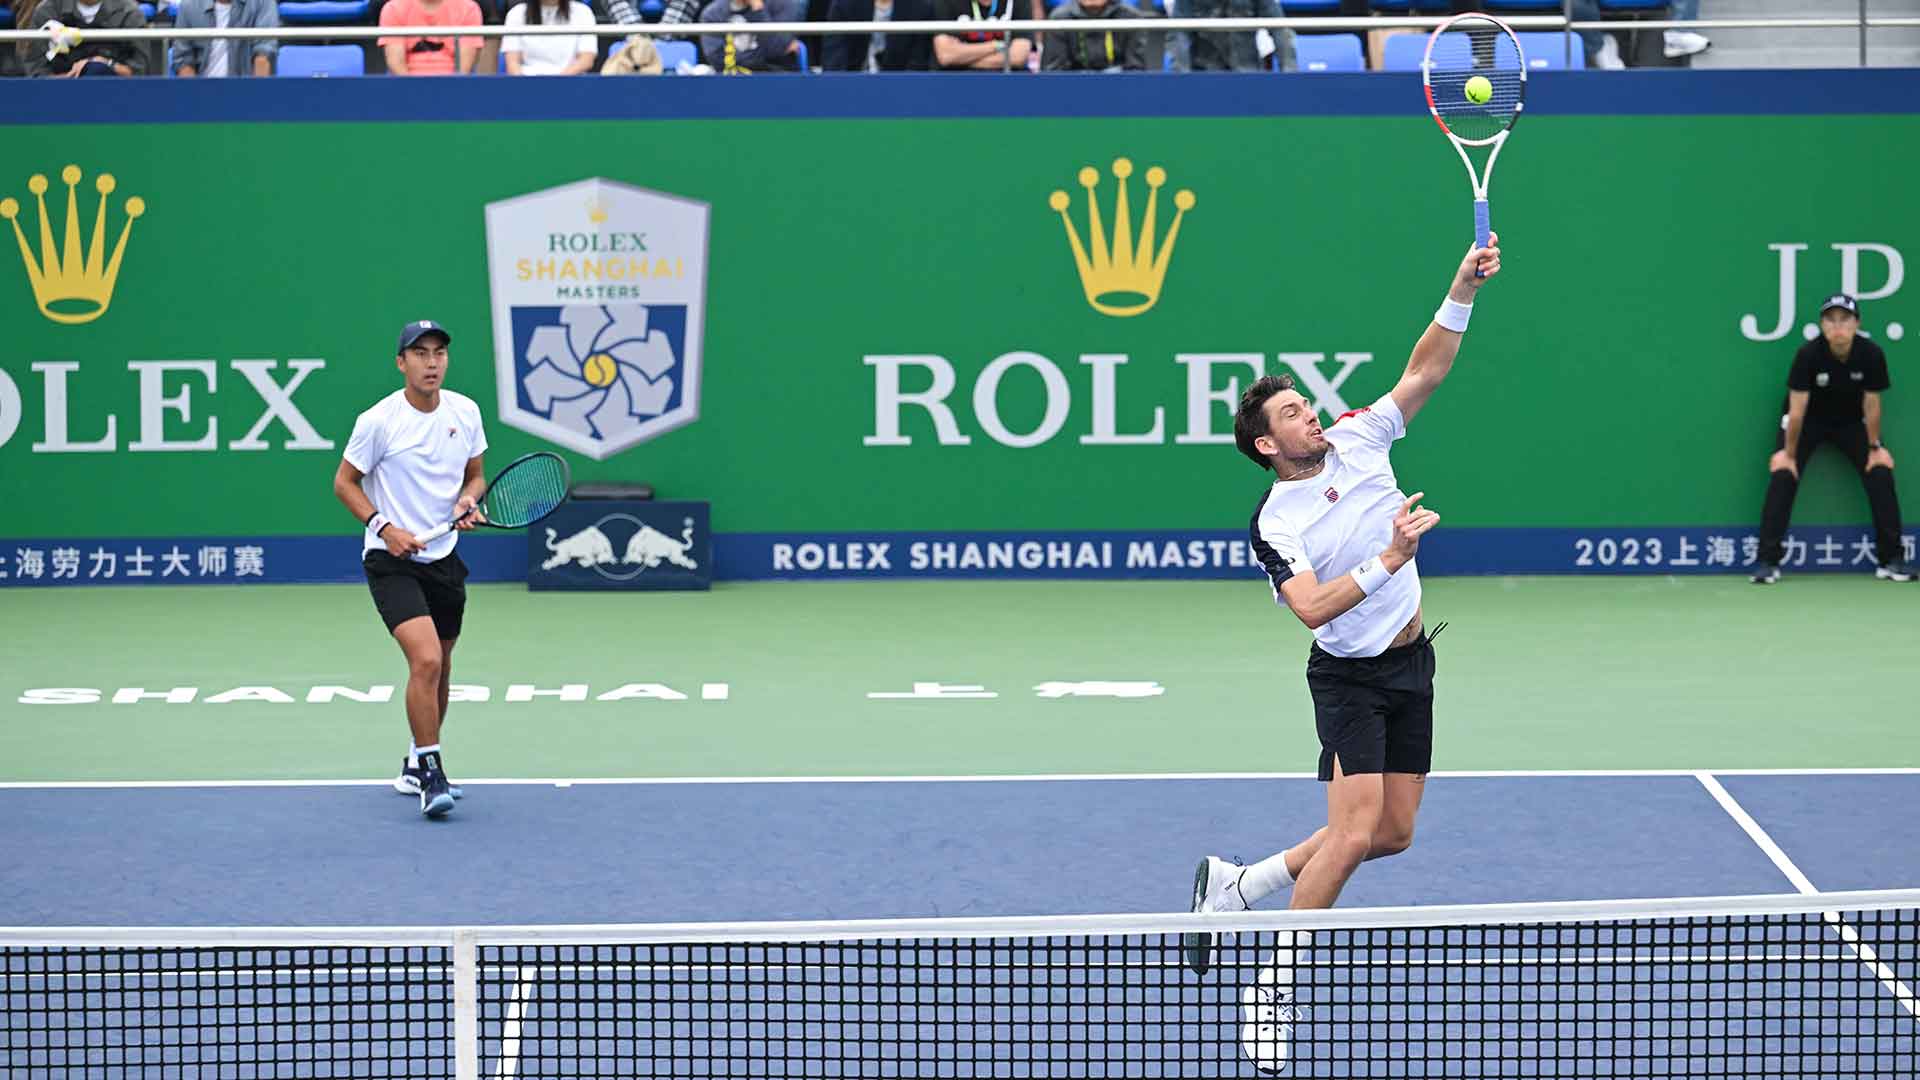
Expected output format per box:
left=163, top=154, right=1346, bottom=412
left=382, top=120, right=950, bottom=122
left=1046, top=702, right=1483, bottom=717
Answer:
left=453, top=928, right=481, bottom=1080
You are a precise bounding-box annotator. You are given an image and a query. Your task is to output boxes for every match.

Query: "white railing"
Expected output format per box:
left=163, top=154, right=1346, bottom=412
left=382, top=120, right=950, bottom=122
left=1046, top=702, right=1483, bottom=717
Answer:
left=2, top=13, right=1915, bottom=66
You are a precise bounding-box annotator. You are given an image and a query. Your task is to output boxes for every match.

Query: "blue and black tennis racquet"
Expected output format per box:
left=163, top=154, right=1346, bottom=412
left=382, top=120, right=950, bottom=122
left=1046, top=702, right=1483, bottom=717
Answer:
left=415, top=451, right=571, bottom=543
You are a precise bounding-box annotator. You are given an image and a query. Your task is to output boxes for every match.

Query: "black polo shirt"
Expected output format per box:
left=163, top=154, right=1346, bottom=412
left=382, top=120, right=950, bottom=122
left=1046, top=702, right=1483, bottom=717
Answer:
left=1788, top=336, right=1889, bottom=428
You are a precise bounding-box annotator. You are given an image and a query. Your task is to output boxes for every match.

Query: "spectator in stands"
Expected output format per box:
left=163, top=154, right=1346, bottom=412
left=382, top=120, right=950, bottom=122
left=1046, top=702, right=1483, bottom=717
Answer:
left=698, top=0, right=803, bottom=72
left=659, top=0, right=704, bottom=25
left=931, top=0, right=1032, bottom=71
left=1165, top=0, right=1291, bottom=73
left=1664, top=0, right=1710, bottom=60
left=502, top=0, right=597, bottom=74
left=379, top=0, right=486, bottom=74
left=1567, top=0, right=1623, bottom=69
left=1044, top=0, right=1151, bottom=71
left=822, top=0, right=935, bottom=71
left=23, top=0, right=148, bottom=76
left=1750, top=293, right=1912, bottom=584
left=171, top=0, right=279, bottom=77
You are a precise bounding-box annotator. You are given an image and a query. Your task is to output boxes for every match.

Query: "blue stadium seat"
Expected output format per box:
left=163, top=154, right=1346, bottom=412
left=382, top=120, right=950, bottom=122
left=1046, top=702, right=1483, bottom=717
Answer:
left=1598, top=0, right=1668, bottom=8
left=1278, top=0, right=1339, bottom=12
left=1378, top=31, right=1426, bottom=71
left=0, top=5, right=13, bottom=25
left=1368, top=0, right=1453, bottom=11
left=1515, top=31, right=1585, bottom=69
left=638, top=0, right=663, bottom=14
left=278, top=1, right=372, bottom=24
left=1482, top=0, right=1562, bottom=9
left=1292, top=33, right=1362, bottom=72
left=792, top=38, right=807, bottom=72
left=656, top=39, right=697, bottom=70
left=138, top=2, right=154, bottom=15
left=277, top=43, right=365, bottom=75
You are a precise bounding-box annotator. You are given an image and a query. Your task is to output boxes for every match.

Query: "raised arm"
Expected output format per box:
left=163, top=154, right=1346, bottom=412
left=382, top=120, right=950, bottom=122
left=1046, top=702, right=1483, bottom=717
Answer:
left=1389, top=234, right=1502, bottom=426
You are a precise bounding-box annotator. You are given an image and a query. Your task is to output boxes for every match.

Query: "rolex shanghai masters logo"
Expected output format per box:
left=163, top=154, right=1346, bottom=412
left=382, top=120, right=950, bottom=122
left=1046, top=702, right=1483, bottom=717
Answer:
left=2, top=165, right=145, bottom=326
left=485, top=178, right=710, bottom=461
left=1049, top=158, right=1193, bottom=318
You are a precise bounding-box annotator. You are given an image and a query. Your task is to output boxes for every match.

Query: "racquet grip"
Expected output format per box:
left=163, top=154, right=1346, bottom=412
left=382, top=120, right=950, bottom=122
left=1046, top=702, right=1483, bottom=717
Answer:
left=1473, top=200, right=1491, bottom=277
left=415, top=522, right=454, bottom=544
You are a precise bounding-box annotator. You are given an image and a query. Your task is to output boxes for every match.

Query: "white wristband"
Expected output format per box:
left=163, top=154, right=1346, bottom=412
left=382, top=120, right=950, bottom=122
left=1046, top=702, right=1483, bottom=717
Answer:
left=1434, top=297, right=1473, bottom=334
left=1349, top=556, right=1392, bottom=596
left=366, top=513, right=390, bottom=538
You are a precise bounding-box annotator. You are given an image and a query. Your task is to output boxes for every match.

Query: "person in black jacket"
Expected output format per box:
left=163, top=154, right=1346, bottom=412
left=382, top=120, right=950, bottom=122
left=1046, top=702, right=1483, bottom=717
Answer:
left=1043, top=0, right=1151, bottom=71
left=24, top=0, right=149, bottom=76
left=821, top=0, right=934, bottom=71
left=1751, top=293, right=1912, bottom=584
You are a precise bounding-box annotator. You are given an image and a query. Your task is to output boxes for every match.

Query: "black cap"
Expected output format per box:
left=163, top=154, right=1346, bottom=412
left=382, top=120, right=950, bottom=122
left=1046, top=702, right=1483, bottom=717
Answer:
left=1819, top=293, right=1860, bottom=319
left=397, top=319, right=452, bottom=353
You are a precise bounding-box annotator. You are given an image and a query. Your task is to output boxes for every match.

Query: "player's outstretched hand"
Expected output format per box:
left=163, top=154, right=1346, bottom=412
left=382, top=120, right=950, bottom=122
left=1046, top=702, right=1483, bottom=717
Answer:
left=1389, top=492, right=1442, bottom=562
left=1452, top=231, right=1501, bottom=298
left=1768, top=450, right=1800, bottom=479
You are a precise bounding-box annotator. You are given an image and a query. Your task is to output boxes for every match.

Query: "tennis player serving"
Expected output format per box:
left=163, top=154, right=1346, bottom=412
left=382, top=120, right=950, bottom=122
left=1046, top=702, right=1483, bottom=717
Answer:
left=331, top=320, right=488, bottom=819
left=1187, top=236, right=1502, bottom=1069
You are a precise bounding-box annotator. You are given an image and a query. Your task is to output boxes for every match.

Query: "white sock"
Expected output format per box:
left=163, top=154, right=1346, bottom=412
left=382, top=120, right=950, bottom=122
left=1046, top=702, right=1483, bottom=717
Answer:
left=416, top=743, right=440, bottom=756
left=1240, top=850, right=1297, bottom=906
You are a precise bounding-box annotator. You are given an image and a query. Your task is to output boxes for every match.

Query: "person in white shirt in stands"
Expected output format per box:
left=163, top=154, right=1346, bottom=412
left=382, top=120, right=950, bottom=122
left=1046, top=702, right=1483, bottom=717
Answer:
left=502, top=0, right=598, bottom=75
left=332, top=321, right=489, bottom=819
left=1183, top=235, right=1503, bottom=1069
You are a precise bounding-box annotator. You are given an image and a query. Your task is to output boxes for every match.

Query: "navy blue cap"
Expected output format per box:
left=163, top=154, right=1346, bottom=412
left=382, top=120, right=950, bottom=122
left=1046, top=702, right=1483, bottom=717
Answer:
left=397, top=320, right=452, bottom=353
left=1819, top=293, right=1859, bottom=318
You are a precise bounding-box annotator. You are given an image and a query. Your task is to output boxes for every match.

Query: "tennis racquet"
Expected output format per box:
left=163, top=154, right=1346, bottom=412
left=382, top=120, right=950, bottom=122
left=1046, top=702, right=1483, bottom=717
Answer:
left=415, top=451, right=571, bottom=543
left=1422, top=14, right=1526, bottom=261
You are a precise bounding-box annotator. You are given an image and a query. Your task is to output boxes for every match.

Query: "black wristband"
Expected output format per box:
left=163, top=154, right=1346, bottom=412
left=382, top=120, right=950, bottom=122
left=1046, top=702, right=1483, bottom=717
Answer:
left=1870, top=440, right=1886, bottom=451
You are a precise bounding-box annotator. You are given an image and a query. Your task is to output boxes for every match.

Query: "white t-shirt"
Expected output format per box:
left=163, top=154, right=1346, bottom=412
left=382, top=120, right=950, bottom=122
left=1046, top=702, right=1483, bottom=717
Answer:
left=1249, top=393, right=1421, bottom=659
left=344, top=389, right=489, bottom=564
left=502, top=1, right=597, bottom=75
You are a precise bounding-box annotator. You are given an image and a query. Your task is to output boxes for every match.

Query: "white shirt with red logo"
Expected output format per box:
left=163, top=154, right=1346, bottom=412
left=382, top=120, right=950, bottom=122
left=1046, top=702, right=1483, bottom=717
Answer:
left=1248, top=393, right=1420, bottom=659
left=344, top=389, right=488, bottom=564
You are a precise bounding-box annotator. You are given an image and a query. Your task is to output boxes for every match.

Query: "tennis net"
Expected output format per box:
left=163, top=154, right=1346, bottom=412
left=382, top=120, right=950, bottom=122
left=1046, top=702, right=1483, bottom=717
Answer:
left=5, top=889, right=1917, bottom=1077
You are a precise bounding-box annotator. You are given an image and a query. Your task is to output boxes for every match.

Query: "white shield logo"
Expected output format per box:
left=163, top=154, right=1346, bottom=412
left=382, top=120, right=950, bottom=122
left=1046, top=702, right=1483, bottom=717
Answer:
left=484, top=178, right=710, bottom=460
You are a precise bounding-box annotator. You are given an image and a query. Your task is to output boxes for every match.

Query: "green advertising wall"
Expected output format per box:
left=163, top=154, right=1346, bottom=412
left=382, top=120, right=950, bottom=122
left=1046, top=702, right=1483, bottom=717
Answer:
left=1, top=77, right=1914, bottom=562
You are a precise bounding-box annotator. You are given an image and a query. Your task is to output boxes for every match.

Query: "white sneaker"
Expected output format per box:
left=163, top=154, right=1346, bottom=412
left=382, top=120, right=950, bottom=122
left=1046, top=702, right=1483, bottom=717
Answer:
left=1242, top=933, right=1307, bottom=1075
left=1663, top=29, right=1711, bottom=59
left=1197, top=856, right=1251, bottom=914
left=1593, top=35, right=1625, bottom=70
left=1182, top=856, right=1248, bottom=974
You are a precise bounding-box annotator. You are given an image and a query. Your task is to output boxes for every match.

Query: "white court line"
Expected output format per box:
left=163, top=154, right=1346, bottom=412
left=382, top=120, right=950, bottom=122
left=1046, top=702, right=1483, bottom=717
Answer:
left=1, top=767, right=1916, bottom=791
left=1695, top=771, right=1920, bottom=1021
left=491, top=965, right=534, bottom=1080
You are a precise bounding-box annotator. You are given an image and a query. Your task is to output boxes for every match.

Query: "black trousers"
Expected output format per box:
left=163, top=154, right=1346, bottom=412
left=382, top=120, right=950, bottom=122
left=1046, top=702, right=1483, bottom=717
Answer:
left=1757, top=419, right=1904, bottom=566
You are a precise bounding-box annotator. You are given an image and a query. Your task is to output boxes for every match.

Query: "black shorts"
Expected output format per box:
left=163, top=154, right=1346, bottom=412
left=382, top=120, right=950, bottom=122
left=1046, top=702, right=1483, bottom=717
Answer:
left=364, top=549, right=469, bottom=640
left=1306, top=633, right=1436, bottom=782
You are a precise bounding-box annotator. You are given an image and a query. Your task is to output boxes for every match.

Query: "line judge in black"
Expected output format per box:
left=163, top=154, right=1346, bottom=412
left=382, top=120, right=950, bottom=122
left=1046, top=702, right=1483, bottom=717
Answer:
left=1751, top=293, right=1911, bottom=584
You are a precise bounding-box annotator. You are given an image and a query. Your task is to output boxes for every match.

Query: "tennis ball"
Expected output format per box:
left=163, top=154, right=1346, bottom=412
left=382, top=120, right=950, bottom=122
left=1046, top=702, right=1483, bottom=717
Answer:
left=1464, top=76, right=1493, bottom=105
left=582, top=353, right=618, bottom=388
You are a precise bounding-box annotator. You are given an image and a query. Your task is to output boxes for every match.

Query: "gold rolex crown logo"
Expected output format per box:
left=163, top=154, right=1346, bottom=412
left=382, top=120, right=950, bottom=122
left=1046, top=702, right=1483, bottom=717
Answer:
left=1, top=165, right=145, bottom=326
left=587, top=198, right=609, bottom=225
left=1050, top=158, right=1194, bottom=318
